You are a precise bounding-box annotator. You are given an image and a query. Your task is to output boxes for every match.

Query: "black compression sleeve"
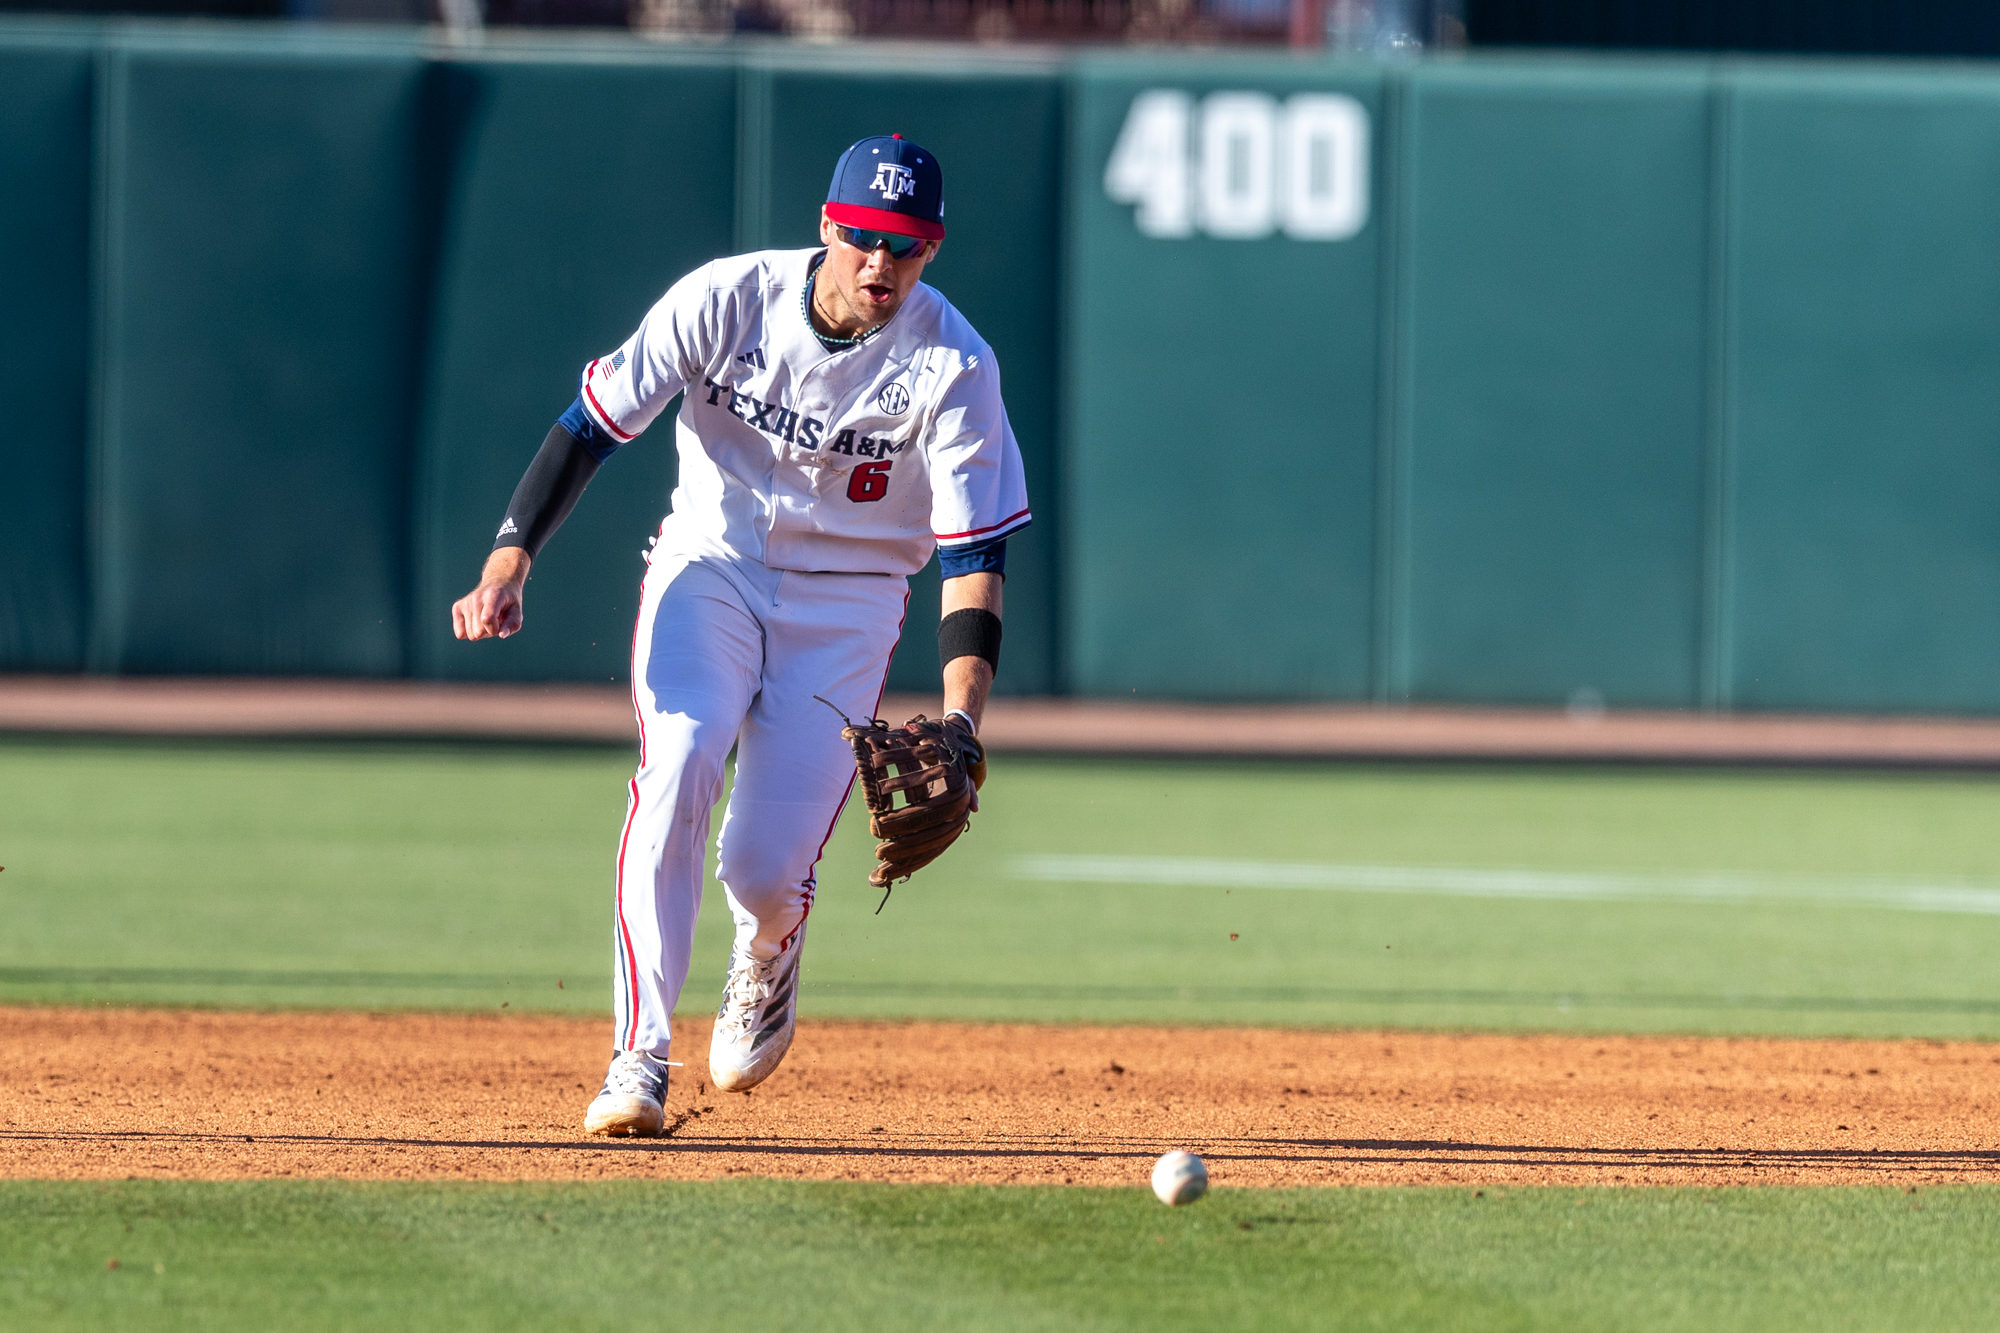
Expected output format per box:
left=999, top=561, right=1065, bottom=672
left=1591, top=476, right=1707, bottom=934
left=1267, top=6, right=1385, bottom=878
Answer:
left=492, top=423, right=604, bottom=560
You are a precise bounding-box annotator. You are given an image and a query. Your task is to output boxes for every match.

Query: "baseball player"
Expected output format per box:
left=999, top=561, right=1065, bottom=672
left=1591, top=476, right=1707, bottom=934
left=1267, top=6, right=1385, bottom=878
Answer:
left=451, top=135, right=1029, bottom=1137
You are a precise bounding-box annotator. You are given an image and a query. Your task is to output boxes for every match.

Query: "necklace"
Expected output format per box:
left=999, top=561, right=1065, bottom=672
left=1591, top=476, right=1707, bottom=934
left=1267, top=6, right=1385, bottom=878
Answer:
left=803, top=263, right=882, bottom=348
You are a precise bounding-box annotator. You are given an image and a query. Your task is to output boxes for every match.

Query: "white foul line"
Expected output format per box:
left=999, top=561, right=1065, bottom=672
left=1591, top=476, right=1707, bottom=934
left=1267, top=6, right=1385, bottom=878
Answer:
left=1007, top=855, right=2000, bottom=916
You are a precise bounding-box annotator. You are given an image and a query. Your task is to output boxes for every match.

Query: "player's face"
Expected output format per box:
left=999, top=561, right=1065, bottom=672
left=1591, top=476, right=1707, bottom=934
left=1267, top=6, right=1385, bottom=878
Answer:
left=818, top=209, right=941, bottom=328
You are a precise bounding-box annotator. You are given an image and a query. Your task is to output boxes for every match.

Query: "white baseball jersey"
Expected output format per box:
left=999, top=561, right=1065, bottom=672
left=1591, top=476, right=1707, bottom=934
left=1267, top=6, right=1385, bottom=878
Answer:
left=577, top=247, right=1032, bottom=577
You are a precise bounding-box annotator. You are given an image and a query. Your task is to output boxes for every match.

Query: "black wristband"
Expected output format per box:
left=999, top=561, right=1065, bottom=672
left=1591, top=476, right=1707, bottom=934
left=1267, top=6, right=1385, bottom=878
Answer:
left=493, top=423, right=604, bottom=560
left=938, top=607, right=1002, bottom=673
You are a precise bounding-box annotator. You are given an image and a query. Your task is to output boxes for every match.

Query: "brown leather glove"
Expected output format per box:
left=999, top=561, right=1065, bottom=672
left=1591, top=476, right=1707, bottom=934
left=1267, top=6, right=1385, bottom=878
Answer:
left=842, top=714, right=987, bottom=890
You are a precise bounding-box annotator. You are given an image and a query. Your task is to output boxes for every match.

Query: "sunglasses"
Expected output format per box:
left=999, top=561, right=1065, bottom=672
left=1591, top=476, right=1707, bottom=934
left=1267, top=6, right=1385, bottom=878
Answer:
left=835, top=225, right=929, bottom=260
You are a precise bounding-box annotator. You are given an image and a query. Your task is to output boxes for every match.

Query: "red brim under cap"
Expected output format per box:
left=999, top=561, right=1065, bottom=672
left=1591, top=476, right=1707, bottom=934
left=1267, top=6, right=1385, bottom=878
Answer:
left=824, top=202, right=945, bottom=241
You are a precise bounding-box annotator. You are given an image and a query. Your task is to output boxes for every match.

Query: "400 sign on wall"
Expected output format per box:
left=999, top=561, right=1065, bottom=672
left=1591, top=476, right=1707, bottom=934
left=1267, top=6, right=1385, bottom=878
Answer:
left=1105, top=90, right=1371, bottom=240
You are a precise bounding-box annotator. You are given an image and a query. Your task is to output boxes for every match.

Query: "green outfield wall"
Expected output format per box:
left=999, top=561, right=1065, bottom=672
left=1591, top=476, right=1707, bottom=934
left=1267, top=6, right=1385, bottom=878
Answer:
left=3, top=22, right=1999, bottom=711
left=411, top=52, right=736, bottom=688
left=0, top=34, right=92, bottom=673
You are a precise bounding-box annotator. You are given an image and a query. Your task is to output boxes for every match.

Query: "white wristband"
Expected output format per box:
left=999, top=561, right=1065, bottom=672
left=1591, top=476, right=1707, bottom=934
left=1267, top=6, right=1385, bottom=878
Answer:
left=944, top=708, right=977, bottom=735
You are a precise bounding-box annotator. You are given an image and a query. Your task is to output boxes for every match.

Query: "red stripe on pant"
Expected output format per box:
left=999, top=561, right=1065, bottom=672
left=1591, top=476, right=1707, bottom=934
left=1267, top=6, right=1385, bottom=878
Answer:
left=613, top=775, right=646, bottom=1050
left=614, top=548, right=656, bottom=1052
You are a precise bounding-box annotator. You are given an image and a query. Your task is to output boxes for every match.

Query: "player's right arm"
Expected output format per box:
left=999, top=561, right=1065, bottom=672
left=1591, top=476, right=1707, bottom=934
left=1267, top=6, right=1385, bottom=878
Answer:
left=451, top=266, right=719, bottom=642
left=449, top=403, right=610, bottom=642
left=452, top=546, right=530, bottom=641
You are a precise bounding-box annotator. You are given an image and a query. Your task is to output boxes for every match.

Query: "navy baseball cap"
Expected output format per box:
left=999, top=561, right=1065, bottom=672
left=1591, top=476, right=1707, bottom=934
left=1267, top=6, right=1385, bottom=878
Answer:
left=825, top=134, right=945, bottom=241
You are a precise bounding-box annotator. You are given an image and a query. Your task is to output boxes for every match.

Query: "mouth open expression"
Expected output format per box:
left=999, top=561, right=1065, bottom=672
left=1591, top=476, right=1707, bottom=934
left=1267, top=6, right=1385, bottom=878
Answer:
left=815, top=209, right=940, bottom=338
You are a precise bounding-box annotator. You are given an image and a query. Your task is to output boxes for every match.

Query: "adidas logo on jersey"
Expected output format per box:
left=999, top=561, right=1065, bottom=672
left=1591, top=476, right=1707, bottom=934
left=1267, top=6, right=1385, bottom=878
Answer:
left=496, top=517, right=519, bottom=538
left=736, top=348, right=767, bottom=370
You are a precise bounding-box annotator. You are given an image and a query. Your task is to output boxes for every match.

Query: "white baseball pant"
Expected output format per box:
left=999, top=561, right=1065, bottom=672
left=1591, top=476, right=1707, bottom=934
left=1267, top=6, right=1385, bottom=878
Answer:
left=609, top=528, right=910, bottom=1059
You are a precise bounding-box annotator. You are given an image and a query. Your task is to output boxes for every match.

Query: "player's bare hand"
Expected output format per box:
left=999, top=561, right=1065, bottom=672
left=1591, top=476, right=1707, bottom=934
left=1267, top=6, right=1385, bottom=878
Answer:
left=452, top=548, right=531, bottom=641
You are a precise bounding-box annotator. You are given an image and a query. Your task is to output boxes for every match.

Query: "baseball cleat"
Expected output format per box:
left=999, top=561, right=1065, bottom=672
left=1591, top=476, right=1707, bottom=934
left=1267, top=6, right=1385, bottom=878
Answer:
left=583, top=1050, right=669, bottom=1137
left=709, top=929, right=806, bottom=1093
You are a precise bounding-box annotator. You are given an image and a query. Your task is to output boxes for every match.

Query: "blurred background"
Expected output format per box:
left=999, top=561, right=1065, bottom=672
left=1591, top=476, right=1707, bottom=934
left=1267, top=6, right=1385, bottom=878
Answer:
left=10, top=0, right=2000, bottom=54
left=6, top=3, right=2000, bottom=712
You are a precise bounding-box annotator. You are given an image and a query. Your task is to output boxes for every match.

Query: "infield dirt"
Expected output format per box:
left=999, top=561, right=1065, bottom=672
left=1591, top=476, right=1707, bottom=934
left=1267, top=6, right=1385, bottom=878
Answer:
left=5, top=1006, right=1998, bottom=1188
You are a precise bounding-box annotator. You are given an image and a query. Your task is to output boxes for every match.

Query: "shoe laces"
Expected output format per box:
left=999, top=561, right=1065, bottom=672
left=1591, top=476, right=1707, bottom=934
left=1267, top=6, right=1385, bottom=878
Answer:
left=716, top=953, right=781, bottom=1034
left=602, top=1050, right=664, bottom=1099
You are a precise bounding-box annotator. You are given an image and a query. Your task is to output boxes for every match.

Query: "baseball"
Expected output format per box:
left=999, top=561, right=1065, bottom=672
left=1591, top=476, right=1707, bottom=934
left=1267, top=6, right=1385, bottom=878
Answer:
left=1151, top=1150, right=1209, bottom=1206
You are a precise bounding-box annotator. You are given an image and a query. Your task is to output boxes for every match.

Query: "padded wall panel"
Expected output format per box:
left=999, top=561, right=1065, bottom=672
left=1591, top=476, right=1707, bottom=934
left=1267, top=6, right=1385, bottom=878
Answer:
left=1723, top=69, right=2000, bottom=712
left=0, top=41, right=92, bottom=670
left=1398, top=62, right=1711, bottom=707
left=94, top=40, right=430, bottom=674
left=411, top=55, right=735, bottom=684
left=1066, top=56, right=1384, bottom=700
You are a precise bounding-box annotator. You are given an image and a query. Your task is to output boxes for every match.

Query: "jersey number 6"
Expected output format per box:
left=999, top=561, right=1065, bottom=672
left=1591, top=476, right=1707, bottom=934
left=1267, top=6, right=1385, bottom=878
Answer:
left=847, top=460, right=892, bottom=503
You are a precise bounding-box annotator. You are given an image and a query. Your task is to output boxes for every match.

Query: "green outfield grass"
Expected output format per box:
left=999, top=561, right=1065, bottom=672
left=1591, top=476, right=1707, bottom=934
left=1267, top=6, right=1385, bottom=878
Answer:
left=5, top=1180, right=1998, bottom=1332
left=6, top=737, right=2000, bottom=1036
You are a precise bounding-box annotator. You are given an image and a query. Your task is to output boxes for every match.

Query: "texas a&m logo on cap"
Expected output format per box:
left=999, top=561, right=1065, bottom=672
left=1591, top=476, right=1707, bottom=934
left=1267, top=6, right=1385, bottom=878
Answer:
left=871, top=163, right=915, bottom=202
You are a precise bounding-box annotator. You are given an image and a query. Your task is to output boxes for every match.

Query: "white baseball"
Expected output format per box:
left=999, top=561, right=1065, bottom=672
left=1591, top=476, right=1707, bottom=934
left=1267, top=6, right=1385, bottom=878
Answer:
left=1151, top=1150, right=1208, bottom=1206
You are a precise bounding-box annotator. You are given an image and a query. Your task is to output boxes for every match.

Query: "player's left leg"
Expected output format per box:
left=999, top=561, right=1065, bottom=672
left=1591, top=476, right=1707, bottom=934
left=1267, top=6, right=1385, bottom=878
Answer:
left=706, top=568, right=910, bottom=1091
left=586, top=549, right=762, bottom=1135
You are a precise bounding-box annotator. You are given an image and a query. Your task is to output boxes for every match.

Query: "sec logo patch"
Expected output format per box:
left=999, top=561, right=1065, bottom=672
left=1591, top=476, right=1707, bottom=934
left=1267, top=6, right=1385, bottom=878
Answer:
left=877, top=382, right=910, bottom=415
